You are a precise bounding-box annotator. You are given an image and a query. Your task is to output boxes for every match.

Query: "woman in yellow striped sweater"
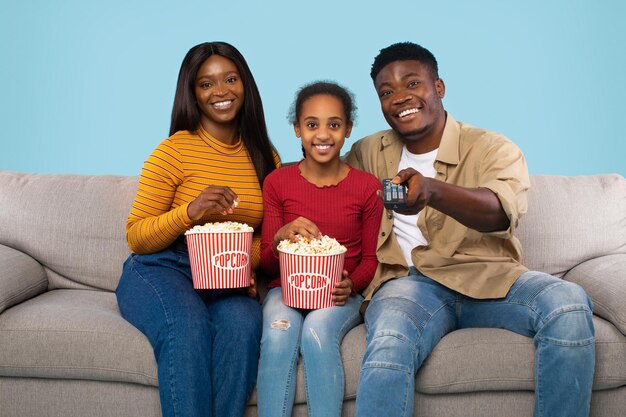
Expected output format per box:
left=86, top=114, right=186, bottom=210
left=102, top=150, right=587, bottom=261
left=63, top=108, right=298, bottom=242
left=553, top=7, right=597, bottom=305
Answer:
left=115, top=42, right=280, bottom=417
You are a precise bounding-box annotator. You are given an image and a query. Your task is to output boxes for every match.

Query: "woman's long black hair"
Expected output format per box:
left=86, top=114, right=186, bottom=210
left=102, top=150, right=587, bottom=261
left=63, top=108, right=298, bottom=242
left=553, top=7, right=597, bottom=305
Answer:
left=170, top=41, right=277, bottom=185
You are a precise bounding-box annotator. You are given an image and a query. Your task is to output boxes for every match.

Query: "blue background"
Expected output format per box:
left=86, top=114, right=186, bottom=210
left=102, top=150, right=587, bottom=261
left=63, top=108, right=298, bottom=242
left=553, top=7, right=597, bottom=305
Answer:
left=1, top=0, right=624, bottom=176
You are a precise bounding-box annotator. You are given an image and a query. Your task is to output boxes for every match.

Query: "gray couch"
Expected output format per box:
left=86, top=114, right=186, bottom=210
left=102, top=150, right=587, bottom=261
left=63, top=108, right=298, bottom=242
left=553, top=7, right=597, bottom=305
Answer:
left=0, top=169, right=625, bottom=417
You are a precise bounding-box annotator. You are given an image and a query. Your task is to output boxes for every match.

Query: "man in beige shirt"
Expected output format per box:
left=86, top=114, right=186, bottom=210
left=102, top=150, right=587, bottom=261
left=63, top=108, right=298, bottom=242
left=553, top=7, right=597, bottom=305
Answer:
left=346, top=42, right=595, bottom=417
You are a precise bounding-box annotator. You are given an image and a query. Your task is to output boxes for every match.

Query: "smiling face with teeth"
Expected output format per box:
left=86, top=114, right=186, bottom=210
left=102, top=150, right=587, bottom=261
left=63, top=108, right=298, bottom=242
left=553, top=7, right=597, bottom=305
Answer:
left=194, top=54, right=245, bottom=142
left=294, top=94, right=353, bottom=166
left=374, top=59, right=446, bottom=154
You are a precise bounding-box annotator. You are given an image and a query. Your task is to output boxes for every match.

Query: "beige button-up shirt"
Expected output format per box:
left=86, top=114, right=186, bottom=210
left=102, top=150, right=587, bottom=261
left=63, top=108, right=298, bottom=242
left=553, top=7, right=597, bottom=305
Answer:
left=345, top=113, right=531, bottom=303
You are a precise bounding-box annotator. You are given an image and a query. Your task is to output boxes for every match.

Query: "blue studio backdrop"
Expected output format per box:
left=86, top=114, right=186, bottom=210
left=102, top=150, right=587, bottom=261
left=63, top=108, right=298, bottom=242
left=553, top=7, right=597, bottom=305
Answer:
left=1, top=0, right=624, bottom=176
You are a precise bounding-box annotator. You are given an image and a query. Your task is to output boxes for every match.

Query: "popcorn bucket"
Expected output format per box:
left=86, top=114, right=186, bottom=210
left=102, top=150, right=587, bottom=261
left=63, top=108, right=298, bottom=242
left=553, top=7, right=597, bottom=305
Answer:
left=278, top=250, right=346, bottom=309
left=186, top=231, right=253, bottom=289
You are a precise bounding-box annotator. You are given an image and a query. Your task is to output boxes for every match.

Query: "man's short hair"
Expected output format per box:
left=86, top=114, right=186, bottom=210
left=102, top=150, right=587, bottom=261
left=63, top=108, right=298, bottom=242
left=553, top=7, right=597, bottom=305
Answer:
left=370, top=42, right=439, bottom=81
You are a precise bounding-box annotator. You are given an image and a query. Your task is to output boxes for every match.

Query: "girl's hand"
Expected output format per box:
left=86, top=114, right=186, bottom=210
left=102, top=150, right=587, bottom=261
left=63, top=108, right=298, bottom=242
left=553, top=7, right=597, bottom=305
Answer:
left=272, top=217, right=321, bottom=250
left=188, top=185, right=240, bottom=220
left=332, top=270, right=353, bottom=306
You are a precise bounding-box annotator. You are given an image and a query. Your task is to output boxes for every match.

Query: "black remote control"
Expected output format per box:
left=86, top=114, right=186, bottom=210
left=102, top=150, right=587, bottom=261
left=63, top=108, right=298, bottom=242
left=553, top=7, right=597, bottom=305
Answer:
left=382, top=179, right=408, bottom=210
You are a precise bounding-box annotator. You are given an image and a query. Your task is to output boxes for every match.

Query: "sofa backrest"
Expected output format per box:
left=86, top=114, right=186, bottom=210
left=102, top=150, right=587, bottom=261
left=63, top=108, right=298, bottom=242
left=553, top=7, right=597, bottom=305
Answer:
left=516, top=174, right=626, bottom=276
left=0, top=171, right=137, bottom=291
left=1, top=171, right=624, bottom=292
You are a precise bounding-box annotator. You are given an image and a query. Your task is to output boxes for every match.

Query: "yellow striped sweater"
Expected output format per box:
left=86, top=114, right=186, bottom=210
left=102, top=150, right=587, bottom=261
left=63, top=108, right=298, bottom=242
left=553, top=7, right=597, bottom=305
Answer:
left=126, top=126, right=281, bottom=269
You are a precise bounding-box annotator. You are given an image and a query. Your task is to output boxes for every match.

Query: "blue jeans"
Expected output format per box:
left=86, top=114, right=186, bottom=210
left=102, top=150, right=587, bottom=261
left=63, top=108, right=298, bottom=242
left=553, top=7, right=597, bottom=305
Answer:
left=257, top=287, right=363, bottom=417
left=115, top=239, right=262, bottom=417
left=356, top=268, right=595, bottom=417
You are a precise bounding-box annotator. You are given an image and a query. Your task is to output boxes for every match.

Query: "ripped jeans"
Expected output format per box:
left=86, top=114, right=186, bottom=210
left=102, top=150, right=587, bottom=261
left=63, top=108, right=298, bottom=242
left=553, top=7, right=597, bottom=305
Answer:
left=355, top=268, right=595, bottom=417
left=257, top=287, right=363, bottom=417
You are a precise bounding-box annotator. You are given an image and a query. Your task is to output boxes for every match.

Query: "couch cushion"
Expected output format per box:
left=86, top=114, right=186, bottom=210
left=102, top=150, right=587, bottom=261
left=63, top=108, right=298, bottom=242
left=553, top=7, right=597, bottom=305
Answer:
left=516, top=174, right=626, bottom=277
left=0, top=244, right=47, bottom=314
left=0, top=377, right=161, bottom=417
left=0, top=287, right=362, bottom=405
left=2, top=290, right=623, bottom=400
left=415, top=315, right=626, bottom=394
left=0, top=171, right=138, bottom=291
left=565, top=254, right=626, bottom=335
left=0, top=289, right=157, bottom=387
left=2, top=171, right=622, bottom=294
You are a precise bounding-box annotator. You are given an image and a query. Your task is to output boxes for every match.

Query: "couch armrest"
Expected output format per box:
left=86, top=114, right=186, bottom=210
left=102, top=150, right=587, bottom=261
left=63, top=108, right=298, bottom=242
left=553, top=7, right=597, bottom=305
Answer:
left=0, top=244, right=48, bottom=314
left=563, top=254, right=626, bottom=335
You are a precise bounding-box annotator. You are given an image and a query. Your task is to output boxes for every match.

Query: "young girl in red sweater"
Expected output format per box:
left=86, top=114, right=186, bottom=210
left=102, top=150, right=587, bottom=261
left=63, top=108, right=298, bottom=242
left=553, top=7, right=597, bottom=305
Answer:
left=257, top=81, right=383, bottom=417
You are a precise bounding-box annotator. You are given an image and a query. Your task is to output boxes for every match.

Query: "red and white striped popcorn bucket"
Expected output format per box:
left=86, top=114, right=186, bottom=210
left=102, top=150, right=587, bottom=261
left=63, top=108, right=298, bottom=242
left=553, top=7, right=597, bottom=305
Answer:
left=278, top=250, right=346, bottom=309
left=186, top=231, right=253, bottom=289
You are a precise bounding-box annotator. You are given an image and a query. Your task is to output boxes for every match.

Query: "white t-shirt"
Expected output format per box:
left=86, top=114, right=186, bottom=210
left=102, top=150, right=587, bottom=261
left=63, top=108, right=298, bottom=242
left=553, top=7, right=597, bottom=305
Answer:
left=393, top=146, right=438, bottom=266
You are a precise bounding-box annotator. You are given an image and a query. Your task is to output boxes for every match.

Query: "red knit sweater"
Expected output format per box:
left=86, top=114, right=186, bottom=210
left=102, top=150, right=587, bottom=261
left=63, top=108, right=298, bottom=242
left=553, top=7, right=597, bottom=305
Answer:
left=260, top=162, right=383, bottom=293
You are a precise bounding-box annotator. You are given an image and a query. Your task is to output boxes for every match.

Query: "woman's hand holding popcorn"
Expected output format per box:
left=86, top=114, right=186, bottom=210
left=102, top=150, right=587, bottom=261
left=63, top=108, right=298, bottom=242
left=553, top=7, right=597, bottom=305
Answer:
left=187, top=185, right=240, bottom=220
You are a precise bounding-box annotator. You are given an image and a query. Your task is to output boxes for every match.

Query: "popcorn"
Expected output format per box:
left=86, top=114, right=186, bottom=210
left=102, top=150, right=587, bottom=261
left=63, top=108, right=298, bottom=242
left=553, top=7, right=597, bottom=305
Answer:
left=186, top=221, right=253, bottom=234
left=277, top=235, right=346, bottom=256
left=185, top=221, right=254, bottom=289
left=278, top=234, right=346, bottom=309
